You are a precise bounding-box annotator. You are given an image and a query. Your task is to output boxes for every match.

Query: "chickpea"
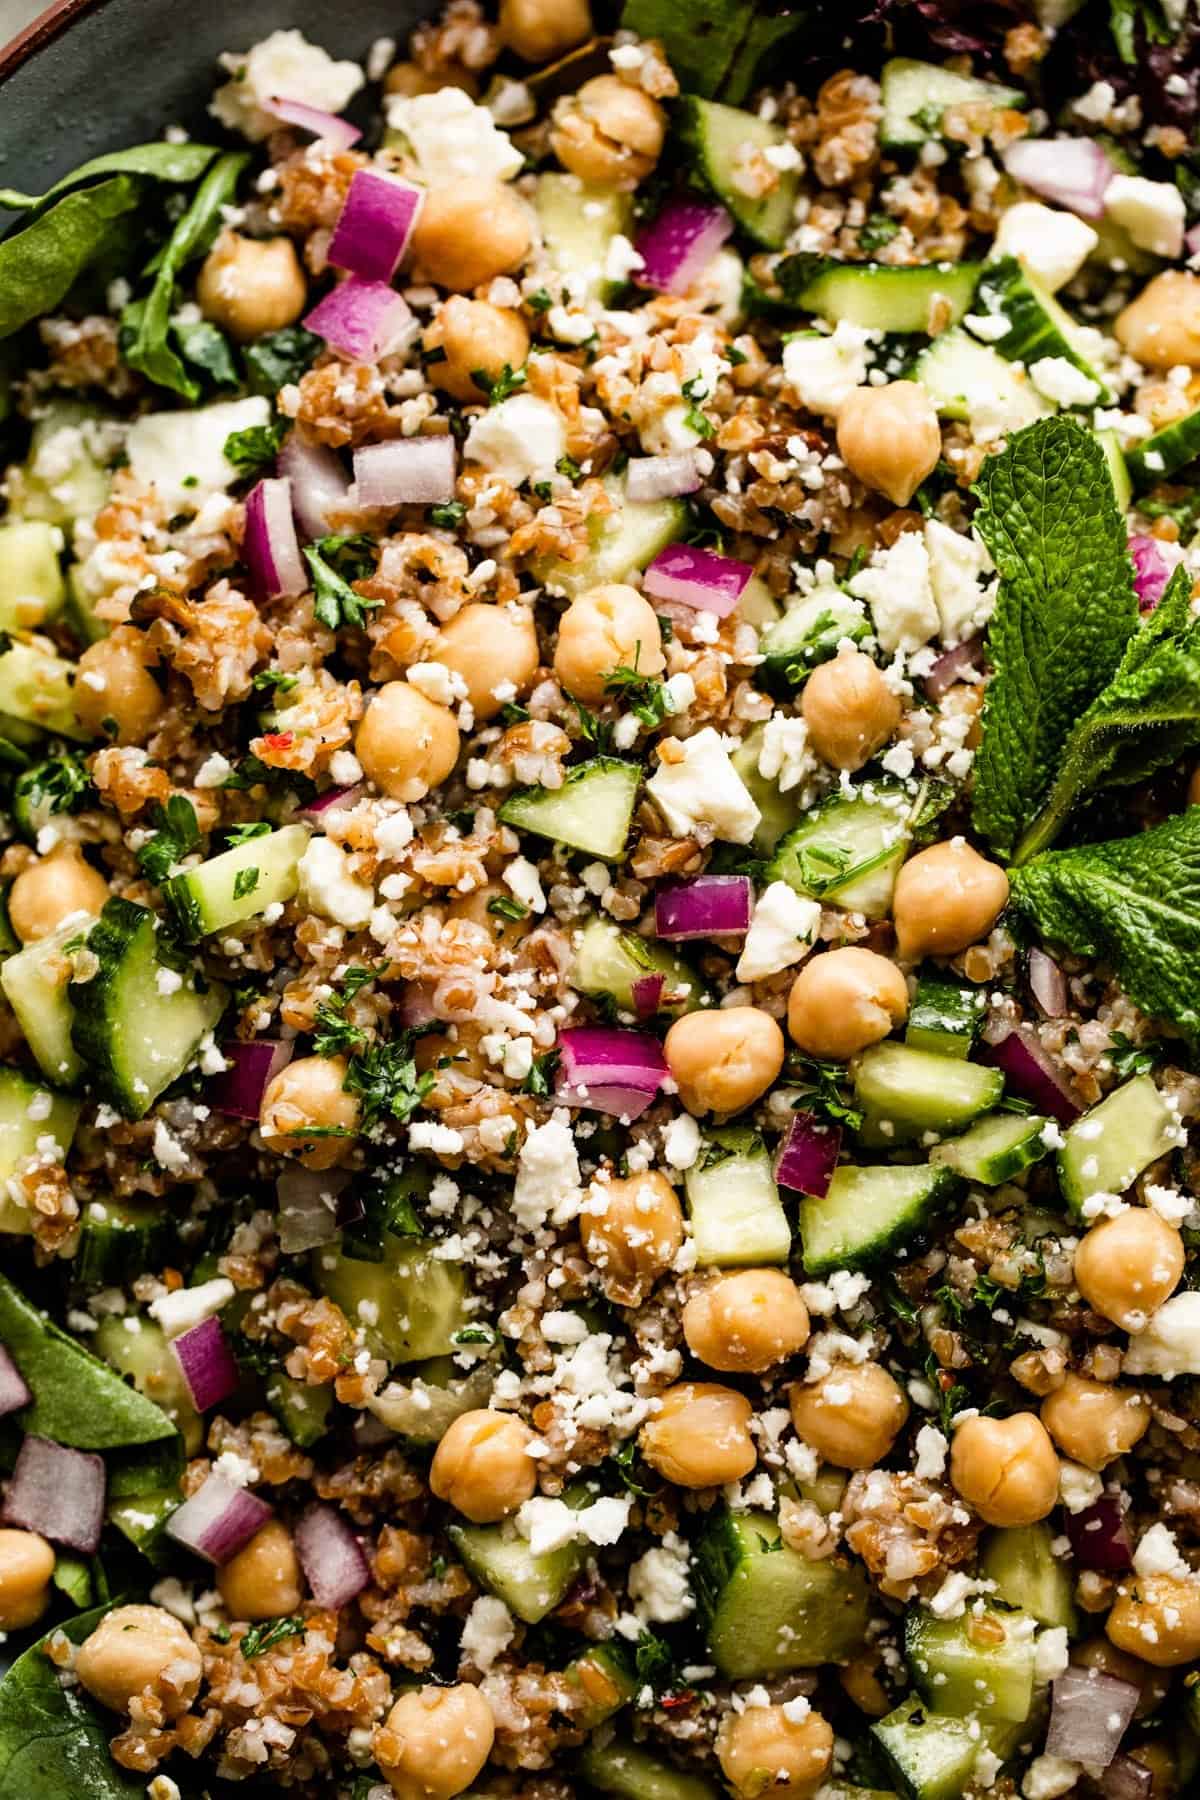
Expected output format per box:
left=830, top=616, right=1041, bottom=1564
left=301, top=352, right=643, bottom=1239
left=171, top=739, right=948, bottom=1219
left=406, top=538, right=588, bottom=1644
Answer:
left=429, top=1409, right=538, bottom=1523
left=789, top=1362, right=908, bottom=1470
left=550, top=76, right=665, bottom=189
left=1115, top=272, right=1200, bottom=370
left=553, top=582, right=664, bottom=706
left=684, top=1269, right=810, bottom=1374
left=1040, top=1373, right=1150, bottom=1471
left=356, top=681, right=460, bottom=801
left=411, top=180, right=531, bottom=292
left=717, top=1704, right=834, bottom=1800
left=802, top=648, right=902, bottom=771
left=836, top=382, right=942, bottom=507
left=663, top=1005, right=785, bottom=1117
left=639, top=1381, right=757, bottom=1488
left=423, top=298, right=530, bottom=403
left=73, top=627, right=164, bottom=745
left=0, top=1528, right=55, bottom=1630
left=435, top=603, right=540, bottom=721
left=260, top=1054, right=361, bottom=1171
left=196, top=231, right=307, bottom=343
left=8, top=846, right=108, bottom=943
left=499, top=0, right=592, bottom=62
left=949, top=1412, right=1060, bottom=1527
left=1108, top=1573, right=1200, bottom=1667
left=1074, top=1637, right=1171, bottom=1719
left=75, top=1603, right=202, bottom=1715
left=787, top=947, right=908, bottom=1061
left=892, top=838, right=1010, bottom=961
left=376, top=1683, right=496, bottom=1800
left=579, top=1170, right=683, bottom=1305
left=1073, top=1209, right=1184, bottom=1333
left=217, top=1520, right=303, bottom=1622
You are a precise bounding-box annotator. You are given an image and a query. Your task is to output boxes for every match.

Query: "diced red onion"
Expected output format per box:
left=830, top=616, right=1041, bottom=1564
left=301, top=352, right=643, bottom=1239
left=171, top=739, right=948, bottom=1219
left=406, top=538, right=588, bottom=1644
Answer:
left=1028, top=948, right=1068, bottom=1019
left=625, top=453, right=706, bottom=504
left=166, top=1473, right=273, bottom=1564
left=1101, top=1756, right=1154, bottom=1800
left=1003, top=137, right=1114, bottom=219
left=211, top=1039, right=293, bottom=1120
left=556, top=1026, right=668, bottom=1120
left=775, top=1110, right=841, bottom=1197
left=277, top=1166, right=350, bottom=1254
left=244, top=476, right=307, bottom=601
left=0, top=1344, right=31, bottom=1417
left=172, top=1316, right=240, bottom=1413
left=397, top=983, right=438, bottom=1027
left=1129, top=535, right=1171, bottom=612
left=636, top=195, right=734, bottom=295
left=2, top=1435, right=105, bottom=1553
left=266, top=95, right=361, bottom=150
left=924, top=633, right=984, bottom=701
left=353, top=437, right=457, bottom=508
left=632, top=973, right=665, bottom=1020
left=304, top=276, right=414, bottom=363
left=980, top=1026, right=1081, bottom=1125
left=1066, top=1496, right=1134, bottom=1572
left=277, top=434, right=352, bottom=542
left=655, top=875, right=752, bottom=941
left=644, top=543, right=754, bottom=618
left=297, top=783, right=364, bottom=822
left=1046, top=1666, right=1137, bottom=1768
left=1186, top=222, right=1200, bottom=257
left=294, top=1502, right=371, bottom=1609
left=329, top=169, right=423, bottom=283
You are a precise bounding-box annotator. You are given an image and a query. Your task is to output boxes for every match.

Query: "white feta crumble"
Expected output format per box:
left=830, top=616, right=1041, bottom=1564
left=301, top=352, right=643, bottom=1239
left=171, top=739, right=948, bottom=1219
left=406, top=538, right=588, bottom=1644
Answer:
left=386, top=85, right=522, bottom=185
left=990, top=202, right=1098, bottom=292
left=663, top=1112, right=702, bottom=1171
left=850, top=531, right=939, bottom=654
left=736, top=882, right=821, bottom=981
left=1133, top=1522, right=1190, bottom=1579
left=628, top=1532, right=695, bottom=1623
left=782, top=322, right=872, bottom=416
left=148, top=1277, right=235, bottom=1339
left=407, top=1121, right=465, bottom=1155
left=756, top=712, right=817, bottom=795
left=460, top=1595, right=515, bottom=1671
left=464, top=395, right=566, bottom=485
left=647, top=728, right=761, bottom=844
left=924, top=519, right=995, bottom=647
left=1104, top=174, right=1187, bottom=260
left=152, top=1120, right=190, bottom=1175
left=406, top=660, right=468, bottom=707
left=1029, top=357, right=1101, bottom=409
left=516, top=1493, right=631, bottom=1555
left=1034, top=1626, right=1070, bottom=1684
left=297, top=836, right=374, bottom=930
left=1023, top=1754, right=1083, bottom=1800
left=504, top=855, right=547, bottom=915
left=1058, top=1460, right=1103, bottom=1515
left=210, top=30, right=364, bottom=142
left=513, top=1115, right=582, bottom=1230
left=913, top=1423, right=949, bottom=1479
left=1122, top=1291, right=1200, bottom=1379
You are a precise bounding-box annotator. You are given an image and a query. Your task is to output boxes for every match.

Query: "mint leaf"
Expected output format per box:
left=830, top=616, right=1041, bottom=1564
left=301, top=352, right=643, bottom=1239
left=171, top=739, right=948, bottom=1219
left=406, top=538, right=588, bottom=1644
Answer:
left=971, top=419, right=1137, bottom=859
left=1011, top=808, right=1200, bottom=1044
left=1017, top=567, right=1200, bottom=861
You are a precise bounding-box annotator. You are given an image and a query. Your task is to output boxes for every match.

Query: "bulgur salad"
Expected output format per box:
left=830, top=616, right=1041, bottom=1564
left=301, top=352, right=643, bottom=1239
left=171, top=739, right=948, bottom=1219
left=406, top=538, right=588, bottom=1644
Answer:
left=0, top=0, right=1199, bottom=1796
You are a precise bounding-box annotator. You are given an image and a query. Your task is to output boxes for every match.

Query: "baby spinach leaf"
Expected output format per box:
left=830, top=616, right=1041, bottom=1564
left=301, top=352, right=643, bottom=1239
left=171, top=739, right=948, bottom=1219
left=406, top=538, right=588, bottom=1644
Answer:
left=0, top=142, right=219, bottom=213
left=0, top=176, right=143, bottom=339
left=0, top=1601, right=142, bottom=1799
left=0, top=1271, right=175, bottom=1449
left=1011, top=807, right=1200, bottom=1044
left=174, top=318, right=239, bottom=388
left=971, top=418, right=1138, bottom=859
left=619, top=0, right=803, bottom=101
left=51, top=1553, right=93, bottom=1610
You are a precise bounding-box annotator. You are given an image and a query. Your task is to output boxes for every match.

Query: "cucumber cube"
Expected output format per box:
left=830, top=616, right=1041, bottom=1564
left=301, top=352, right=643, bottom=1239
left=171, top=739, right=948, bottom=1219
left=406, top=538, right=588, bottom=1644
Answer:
left=535, top=474, right=685, bottom=598
left=799, top=1163, right=962, bottom=1274
left=312, top=1240, right=468, bottom=1364
left=0, top=521, right=65, bottom=632
left=572, top=915, right=704, bottom=1016
left=534, top=174, right=634, bottom=306
left=449, top=1484, right=594, bottom=1624
left=979, top=1522, right=1077, bottom=1633
left=905, top=1605, right=1037, bottom=1723
left=905, top=976, right=985, bottom=1060
left=684, top=1128, right=791, bottom=1266
left=0, top=1066, right=80, bottom=1232
left=500, top=757, right=641, bottom=860
left=695, top=1508, right=870, bottom=1678
left=563, top=1643, right=637, bottom=1730
left=931, top=1112, right=1052, bottom=1186
left=1057, top=1074, right=1179, bottom=1216
left=1, top=916, right=95, bottom=1089
left=578, top=1740, right=720, bottom=1800
left=853, top=1042, right=1003, bottom=1146
left=164, top=823, right=310, bottom=940
left=871, top=1695, right=1023, bottom=1800
left=0, top=641, right=88, bottom=741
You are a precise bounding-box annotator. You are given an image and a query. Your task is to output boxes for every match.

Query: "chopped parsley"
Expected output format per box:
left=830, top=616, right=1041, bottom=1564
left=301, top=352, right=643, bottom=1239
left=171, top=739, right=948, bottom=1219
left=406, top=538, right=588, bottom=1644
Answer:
left=232, top=866, right=259, bottom=900
left=223, top=820, right=272, bottom=847
left=429, top=499, right=466, bottom=528
left=303, top=533, right=380, bottom=632
left=252, top=668, right=299, bottom=695
left=487, top=894, right=528, bottom=922
left=223, top=417, right=288, bottom=478
left=472, top=361, right=527, bottom=403
left=240, top=1615, right=306, bottom=1659
left=343, top=1026, right=436, bottom=1126
left=137, top=794, right=200, bottom=885
left=604, top=662, right=672, bottom=729
left=312, top=967, right=376, bottom=1059
left=680, top=375, right=716, bottom=440
left=523, top=1048, right=560, bottom=1098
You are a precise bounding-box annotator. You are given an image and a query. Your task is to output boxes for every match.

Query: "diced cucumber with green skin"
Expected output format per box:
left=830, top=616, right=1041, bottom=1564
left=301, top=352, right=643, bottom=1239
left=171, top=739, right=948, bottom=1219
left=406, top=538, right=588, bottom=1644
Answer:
left=266, top=1370, right=333, bottom=1449
left=684, top=1127, right=791, bottom=1266
left=779, top=258, right=982, bottom=333
left=931, top=1112, right=1052, bottom=1186
left=695, top=1508, right=871, bottom=1678
left=0, top=641, right=88, bottom=741
left=108, top=1487, right=179, bottom=1563
left=578, top=1740, right=720, bottom=1800
left=674, top=96, right=799, bottom=250
left=500, top=756, right=640, bottom=860
left=1096, top=427, right=1132, bottom=511
left=871, top=1695, right=1023, bottom=1800
left=450, top=1484, right=594, bottom=1624
left=974, top=258, right=1114, bottom=404
left=979, top=1523, right=1078, bottom=1633
left=0, top=521, right=65, bottom=632
left=912, top=328, right=1049, bottom=433
left=905, top=1605, right=1037, bottom=1723
left=0, top=1066, right=80, bottom=1233
left=758, top=588, right=869, bottom=691
left=1126, top=405, right=1200, bottom=491
left=563, top=1643, right=638, bottom=1730
left=905, top=977, right=986, bottom=1060
left=74, top=1198, right=175, bottom=1287
left=768, top=781, right=915, bottom=920
left=730, top=723, right=804, bottom=854
left=12, top=399, right=114, bottom=526
left=69, top=898, right=227, bottom=1118
left=534, top=174, right=635, bottom=306
left=163, top=823, right=309, bottom=939
left=854, top=1043, right=1004, bottom=1146
left=1, top=916, right=95, bottom=1088
left=799, top=1163, right=963, bottom=1274
left=312, top=1240, right=469, bottom=1364
left=737, top=574, right=782, bottom=628
left=1057, top=1074, right=1179, bottom=1216
left=366, top=1358, right=493, bottom=1444
left=63, top=563, right=111, bottom=645
left=535, top=474, right=686, bottom=598
left=879, top=58, right=1025, bottom=150
left=94, top=1315, right=203, bottom=1454
left=572, top=915, right=705, bottom=1016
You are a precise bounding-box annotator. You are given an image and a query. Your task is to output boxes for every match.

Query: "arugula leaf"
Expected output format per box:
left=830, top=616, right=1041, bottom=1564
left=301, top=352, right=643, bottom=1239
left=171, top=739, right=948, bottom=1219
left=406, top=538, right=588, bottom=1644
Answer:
left=0, top=141, right=219, bottom=213
left=1016, top=567, right=1200, bottom=862
left=225, top=417, right=289, bottom=478
left=244, top=325, right=322, bottom=396
left=0, top=176, right=143, bottom=339
left=303, top=533, right=380, bottom=631
left=971, top=419, right=1138, bottom=859
left=619, top=0, right=803, bottom=102
left=1011, top=807, right=1200, bottom=1044
left=0, top=1601, right=144, bottom=1798
left=137, top=793, right=201, bottom=885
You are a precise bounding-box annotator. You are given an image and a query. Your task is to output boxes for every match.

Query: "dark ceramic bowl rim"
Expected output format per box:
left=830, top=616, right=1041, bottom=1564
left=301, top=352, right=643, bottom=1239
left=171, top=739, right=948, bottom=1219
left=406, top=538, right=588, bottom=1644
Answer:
left=0, top=0, right=108, bottom=85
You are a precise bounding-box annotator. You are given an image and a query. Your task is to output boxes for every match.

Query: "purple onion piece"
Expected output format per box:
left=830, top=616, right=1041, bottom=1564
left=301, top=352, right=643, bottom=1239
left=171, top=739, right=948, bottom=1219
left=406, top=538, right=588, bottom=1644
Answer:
left=632, top=973, right=665, bottom=1020
left=775, top=1110, right=841, bottom=1198
left=277, top=434, right=352, bottom=542
left=979, top=1027, right=1081, bottom=1125
left=1101, top=1755, right=1154, bottom=1800
left=304, top=276, right=414, bottom=364
left=171, top=1316, right=240, bottom=1413
left=635, top=194, right=733, bottom=295
left=1028, top=947, right=1068, bottom=1019
left=1066, top=1496, right=1134, bottom=1572
left=266, top=95, right=361, bottom=150
left=654, top=875, right=753, bottom=941
left=924, top=633, right=984, bottom=701
left=1128, top=534, right=1172, bottom=612
left=2, top=1435, right=105, bottom=1552
left=166, top=1473, right=273, bottom=1565
left=0, top=1344, right=31, bottom=1418
left=294, top=1502, right=371, bottom=1609
left=556, top=1026, right=668, bottom=1121
left=1046, top=1665, right=1138, bottom=1769
left=328, top=169, right=423, bottom=284
left=210, top=1039, right=293, bottom=1120
left=244, top=477, right=306, bottom=600
left=643, top=543, right=754, bottom=618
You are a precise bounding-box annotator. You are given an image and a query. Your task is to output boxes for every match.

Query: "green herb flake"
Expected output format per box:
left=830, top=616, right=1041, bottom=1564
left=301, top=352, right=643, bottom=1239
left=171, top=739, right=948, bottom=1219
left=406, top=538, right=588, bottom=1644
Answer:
left=240, top=1615, right=306, bottom=1660
left=304, top=532, right=380, bottom=632
left=232, top=866, right=260, bottom=900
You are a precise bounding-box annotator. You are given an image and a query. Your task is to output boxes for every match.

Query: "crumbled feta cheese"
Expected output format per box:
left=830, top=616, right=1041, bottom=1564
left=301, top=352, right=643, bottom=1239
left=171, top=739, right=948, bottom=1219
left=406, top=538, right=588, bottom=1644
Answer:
left=1058, top=1460, right=1103, bottom=1514
left=386, top=86, right=522, bottom=185
left=1134, top=1522, right=1190, bottom=1579
left=407, top=1121, right=465, bottom=1155
left=1023, top=1754, right=1083, bottom=1800
left=374, top=809, right=414, bottom=857
left=516, top=1493, right=631, bottom=1554
left=504, top=856, right=547, bottom=915
left=210, top=30, right=364, bottom=141
left=1029, top=357, right=1101, bottom=409
left=149, top=1277, right=234, bottom=1339
left=464, top=395, right=566, bottom=485
left=406, top=660, right=468, bottom=707
left=513, top=1115, right=582, bottom=1230
left=924, top=520, right=995, bottom=647
left=1104, top=175, right=1186, bottom=260
left=782, top=322, right=872, bottom=416
left=647, top=728, right=761, bottom=844
left=850, top=531, right=939, bottom=654
left=756, top=712, right=817, bottom=795
left=914, top=1423, right=949, bottom=1479
left=663, top=1113, right=702, bottom=1170
left=460, top=1595, right=515, bottom=1671
left=736, top=882, right=820, bottom=982
left=1122, top=1291, right=1200, bottom=1379
left=152, top=1120, right=190, bottom=1174
left=628, top=1532, right=694, bottom=1623
left=297, top=836, right=374, bottom=930
left=991, top=202, right=1098, bottom=293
